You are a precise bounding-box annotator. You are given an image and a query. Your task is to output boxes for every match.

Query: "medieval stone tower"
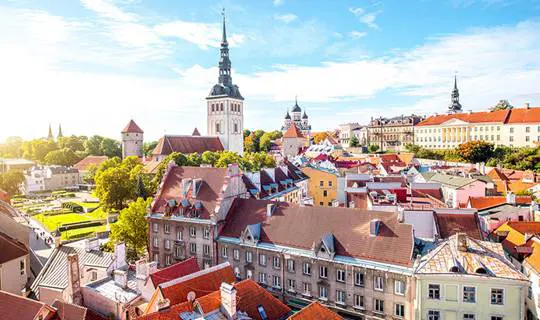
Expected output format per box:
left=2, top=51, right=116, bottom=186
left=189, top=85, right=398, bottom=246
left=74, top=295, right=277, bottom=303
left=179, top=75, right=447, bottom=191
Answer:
left=121, top=119, right=144, bottom=159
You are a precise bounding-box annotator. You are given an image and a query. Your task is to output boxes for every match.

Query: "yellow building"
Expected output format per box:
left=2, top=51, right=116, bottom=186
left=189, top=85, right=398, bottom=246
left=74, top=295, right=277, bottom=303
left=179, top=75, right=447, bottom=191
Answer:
left=415, top=233, right=528, bottom=320
left=301, top=166, right=339, bottom=207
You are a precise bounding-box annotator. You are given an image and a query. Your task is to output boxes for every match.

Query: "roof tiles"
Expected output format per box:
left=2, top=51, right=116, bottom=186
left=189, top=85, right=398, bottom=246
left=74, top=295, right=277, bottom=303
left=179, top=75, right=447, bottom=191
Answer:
left=152, top=135, right=224, bottom=156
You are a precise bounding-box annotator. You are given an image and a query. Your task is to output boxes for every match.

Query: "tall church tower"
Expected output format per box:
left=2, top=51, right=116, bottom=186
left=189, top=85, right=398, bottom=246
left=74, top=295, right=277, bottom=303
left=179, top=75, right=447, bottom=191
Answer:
left=206, top=11, right=244, bottom=155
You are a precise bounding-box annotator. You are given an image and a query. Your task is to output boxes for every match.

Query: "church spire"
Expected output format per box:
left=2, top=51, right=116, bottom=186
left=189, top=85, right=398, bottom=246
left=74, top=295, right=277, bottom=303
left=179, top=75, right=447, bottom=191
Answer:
left=448, top=74, right=463, bottom=114
left=58, top=124, right=63, bottom=139
left=47, top=124, right=54, bottom=141
left=221, top=8, right=227, bottom=45
left=218, top=8, right=232, bottom=87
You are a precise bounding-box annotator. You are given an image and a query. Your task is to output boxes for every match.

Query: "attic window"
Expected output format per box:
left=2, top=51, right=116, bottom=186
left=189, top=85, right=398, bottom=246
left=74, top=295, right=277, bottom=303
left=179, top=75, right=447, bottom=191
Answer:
left=449, top=266, right=460, bottom=273
left=257, top=305, right=268, bottom=320
left=320, top=247, right=325, bottom=253
left=475, top=267, right=488, bottom=274
left=247, top=235, right=252, bottom=241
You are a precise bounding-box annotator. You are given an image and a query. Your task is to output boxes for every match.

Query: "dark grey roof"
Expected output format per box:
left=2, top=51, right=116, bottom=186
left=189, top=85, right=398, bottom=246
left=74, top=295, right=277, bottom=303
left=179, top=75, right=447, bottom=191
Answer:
left=207, top=83, right=244, bottom=100
left=284, top=112, right=291, bottom=119
left=302, top=111, right=308, bottom=119
left=291, top=102, right=301, bottom=112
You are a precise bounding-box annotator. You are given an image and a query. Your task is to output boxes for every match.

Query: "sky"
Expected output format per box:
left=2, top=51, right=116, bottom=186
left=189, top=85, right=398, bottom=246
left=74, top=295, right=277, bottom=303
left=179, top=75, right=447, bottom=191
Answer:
left=1, top=0, right=540, bottom=142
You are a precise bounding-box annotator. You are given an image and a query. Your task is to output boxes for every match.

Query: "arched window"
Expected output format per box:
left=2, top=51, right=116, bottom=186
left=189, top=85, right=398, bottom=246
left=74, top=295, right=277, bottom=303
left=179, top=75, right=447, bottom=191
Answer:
left=220, top=103, right=224, bottom=111
left=211, top=104, right=214, bottom=112
left=216, top=122, right=221, bottom=134
left=234, top=122, right=238, bottom=134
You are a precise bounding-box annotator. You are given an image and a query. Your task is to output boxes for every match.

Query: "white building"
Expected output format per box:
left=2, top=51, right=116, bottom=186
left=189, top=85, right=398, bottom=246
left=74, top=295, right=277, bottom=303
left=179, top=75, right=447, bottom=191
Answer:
left=23, top=165, right=79, bottom=193
left=206, top=13, right=244, bottom=155
left=121, top=120, right=144, bottom=159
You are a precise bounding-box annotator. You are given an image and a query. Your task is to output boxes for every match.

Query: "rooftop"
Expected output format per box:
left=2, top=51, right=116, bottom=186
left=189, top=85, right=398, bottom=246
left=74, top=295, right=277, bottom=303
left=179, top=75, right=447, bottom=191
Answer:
left=86, top=269, right=139, bottom=304
left=151, top=135, right=224, bottom=156
left=434, top=212, right=482, bottom=240
left=73, top=155, right=109, bottom=172
left=0, top=290, right=51, bottom=320
left=427, top=173, right=479, bottom=189
left=417, top=107, right=540, bottom=127
left=0, top=231, right=28, bottom=264
left=288, top=302, right=343, bottom=320
left=150, top=257, right=200, bottom=287
left=122, top=119, right=144, bottom=133
left=283, top=123, right=305, bottom=139
left=469, top=195, right=532, bottom=210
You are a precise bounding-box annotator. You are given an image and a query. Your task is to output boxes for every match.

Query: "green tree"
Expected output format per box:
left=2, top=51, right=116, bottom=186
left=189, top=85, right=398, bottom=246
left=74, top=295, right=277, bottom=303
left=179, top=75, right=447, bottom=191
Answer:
left=215, top=151, right=242, bottom=168
left=0, top=171, right=24, bottom=196
left=143, top=141, right=158, bottom=156
left=100, top=138, right=122, bottom=158
left=201, top=151, right=219, bottom=166
left=95, top=165, right=134, bottom=211
left=244, top=134, right=257, bottom=153
left=83, top=164, right=99, bottom=184
left=0, top=137, right=24, bottom=158
left=349, top=136, right=360, bottom=147
left=44, top=148, right=81, bottom=166
left=85, top=135, right=104, bottom=155
left=457, top=141, right=494, bottom=163
left=259, top=133, right=273, bottom=152
left=243, top=152, right=276, bottom=171
left=187, top=153, right=202, bottom=166
left=243, top=129, right=251, bottom=138
left=57, top=136, right=87, bottom=153
left=368, top=144, right=380, bottom=153
left=110, top=197, right=151, bottom=259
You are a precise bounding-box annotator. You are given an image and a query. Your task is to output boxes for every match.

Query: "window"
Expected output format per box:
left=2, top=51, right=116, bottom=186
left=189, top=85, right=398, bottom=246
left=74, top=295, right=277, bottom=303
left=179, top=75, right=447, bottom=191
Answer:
left=428, top=310, right=440, bottom=320
left=153, top=237, right=158, bottom=248
left=491, top=288, right=504, bottom=305
left=374, top=275, right=384, bottom=291
left=234, top=267, right=240, bottom=278
left=203, top=244, right=210, bottom=256
left=374, top=299, right=384, bottom=313
left=463, top=286, right=476, bottom=303
left=354, top=272, right=364, bottom=287
left=287, top=259, right=295, bottom=272
left=233, top=249, right=240, bottom=260
left=318, top=286, right=328, bottom=299
left=491, top=316, right=503, bottom=320
left=428, top=284, right=440, bottom=299
left=353, top=294, right=364, bottom=308
left=303, top=282, right=311, bottom=296
left=153, top=223, right=158, bottom=232
left=288, top=279, right=296, bottom=292
left=259, top=254, right=267, bottom=266
left=259, top=273, right=267, bottom=284
left=336, top=290, right=345, bottom=304
left=189, top=243, right=197, bottom=254
left=323, top=190, right=328, bottom=197
left=463, top=314, right=475, bottom=320
left=319, top=265, right=328, bottom=279
left=203, top=227, right=210, bottom=239
left=164, top=223, right=170, bottom=234
left=215, top=122, right=221, bottom=134
left=510, top=127, right=514, bottom=133
left=319, top=181, right=324, bottom=187
left=509, top=136, right=514, bottom=142
left=526, top=136, right=530, bottom=142
left=165, top=255, right=171, bottom=266
left=176, top=229, right=183, bottom=241
left=319, top=202, right=323, bottom=206
left=189, top=227, right=196, bottom=238
left=273, top=256, right=280, bottom=268
left=246, top=251, right=253, bottom=263
left=394, top=279, right=405, bottom=295
left=20, top=260, right=25, bottom=275
left=327, top=202, right=332, bottom=206
left=164, top=239, right=171, bottom=250
left=328, top=181, right=333, bottom=187
left=529, top=286, right=533, bottom=299
left=153, top=253, right=159, bottom=263
left=90, top=270, right=97, bottom=281
left=246, top=270, right=253, bottom=279
left=395, top=303, right=405, bottom=317
left=175, top=246, right=183, bottom=258
left=272, top=275, right=281, bottom=288
left=526, top=126, right=531, bottom=133
left=302, top=262, right=311, bottom=275
left=336, top=269, right=346, bottom=282
left=221, top=247, right=228, bottom=258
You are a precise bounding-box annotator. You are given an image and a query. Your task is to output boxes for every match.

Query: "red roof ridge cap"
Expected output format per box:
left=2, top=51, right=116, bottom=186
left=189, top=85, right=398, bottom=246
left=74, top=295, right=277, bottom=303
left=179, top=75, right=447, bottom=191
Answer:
left=159, top=261, right=232, bottom=289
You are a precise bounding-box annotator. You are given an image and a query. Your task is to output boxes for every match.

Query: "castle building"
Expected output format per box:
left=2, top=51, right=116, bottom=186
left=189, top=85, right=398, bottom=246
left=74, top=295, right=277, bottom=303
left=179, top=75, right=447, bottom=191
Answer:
left=206, top=12, right=244, bottom=155
left=282, top=98, right=311, bottom=137
left=121, top=119, right=144, bottom=159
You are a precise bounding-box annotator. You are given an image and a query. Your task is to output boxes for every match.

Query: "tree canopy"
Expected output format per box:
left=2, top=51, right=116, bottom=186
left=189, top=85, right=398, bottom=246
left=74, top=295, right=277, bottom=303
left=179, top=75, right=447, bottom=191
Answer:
left=0, top=171, right=24, bottom=195
left=110, top=197, right=151, bottom=259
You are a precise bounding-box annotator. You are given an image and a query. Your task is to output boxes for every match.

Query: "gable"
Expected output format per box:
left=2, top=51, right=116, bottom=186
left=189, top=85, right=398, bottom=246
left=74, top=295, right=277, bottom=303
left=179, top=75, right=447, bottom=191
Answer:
left=440, top=118, right=470, bottom=126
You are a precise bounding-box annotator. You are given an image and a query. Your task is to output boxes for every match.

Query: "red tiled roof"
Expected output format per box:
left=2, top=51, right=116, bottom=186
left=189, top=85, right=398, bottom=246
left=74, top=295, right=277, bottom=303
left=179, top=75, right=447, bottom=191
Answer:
left=152, top=135, right=224, bottom=156
left=221, top=199, right=414, bottom=267
left=122, top=119, right=144, bottom=133
left=160, top=263, right=236, bottom=306
left=151, top=166, right=228, bottom=219
left=73, top=155, right=108, bottom=172
left=194, top=291, right=221, bottom=314
left=85, top=309, right=107, bottom=320
left=150, top=257, right=200, bottom=287
left=488, top=168, right=509, bottom=181
left=138, top=301, right=193, bottom=320
left=0, top=231, right=28, bottom=264
left=233, top=279, right=291, bottom=320
left=417, top=107, right=540, bottom=127
left=506, top=107, right=540, bottom=124
left=504, top=221, right=540, bottom=235
left=283, top=123, right=305, bottom=138
left=469, top=196, right=532, bottom=210
left=51, top=300, right=88, bottom=320
left=289, top=302, right=343, bottom=320
left=0, top=290, right=50, bottom=320
left=434, top=213, right=482, bottom=240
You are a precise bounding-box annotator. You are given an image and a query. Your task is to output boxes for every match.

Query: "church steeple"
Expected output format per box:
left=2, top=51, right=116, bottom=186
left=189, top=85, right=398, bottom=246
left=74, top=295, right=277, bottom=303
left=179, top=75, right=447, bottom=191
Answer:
left=448, top=74, right=463, bottom=114
left=218, top=9, right=232, bottom=87
left=58, top=124, right=63, bottom=139
left=47, top=124, right=54, bottom=141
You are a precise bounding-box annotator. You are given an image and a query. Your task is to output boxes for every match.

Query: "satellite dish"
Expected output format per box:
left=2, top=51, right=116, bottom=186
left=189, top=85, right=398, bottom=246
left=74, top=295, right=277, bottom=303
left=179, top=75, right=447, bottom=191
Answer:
left=187, top=291, right=196, bottom=302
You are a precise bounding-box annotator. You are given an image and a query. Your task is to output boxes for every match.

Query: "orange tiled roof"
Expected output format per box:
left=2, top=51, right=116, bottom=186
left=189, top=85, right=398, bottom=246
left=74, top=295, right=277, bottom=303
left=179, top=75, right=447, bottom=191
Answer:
left=507, top=180, right=536, bottom=193
left=524, top=239, right=540, bottom=274
left=417, top=107, right=540, bottom=127
left=233, top=279, right=291, bottom=320
left=122, top=119, right=144, bottom=133
left=468, top=196, right=532, bottom=210
left=73, top=155, right=108, bottom=172
left=288, top=302, right=343, bottom=320
left=506, top=107, right=540, bottom=123
left=283, top=123, right=305, bottom=138
left=194, top=291, right=221, bottom=314
left=137, top=301, right=193, bottom=320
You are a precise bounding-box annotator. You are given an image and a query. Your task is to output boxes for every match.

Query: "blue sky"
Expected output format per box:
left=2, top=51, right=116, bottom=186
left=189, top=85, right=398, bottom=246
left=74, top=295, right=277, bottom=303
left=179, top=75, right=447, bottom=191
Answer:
left=1, top=0, right=540, bottom=142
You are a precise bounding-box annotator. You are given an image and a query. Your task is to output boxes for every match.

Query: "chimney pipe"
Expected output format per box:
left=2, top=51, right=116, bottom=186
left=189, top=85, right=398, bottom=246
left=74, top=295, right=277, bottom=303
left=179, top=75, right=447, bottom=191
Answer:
left=525, top=102, right=530, bottom=109
left=220, top=282, right=237, bottom=319
left=266, top=203, right=275, bottom=217
left=506, top=192, right=516, bottom=205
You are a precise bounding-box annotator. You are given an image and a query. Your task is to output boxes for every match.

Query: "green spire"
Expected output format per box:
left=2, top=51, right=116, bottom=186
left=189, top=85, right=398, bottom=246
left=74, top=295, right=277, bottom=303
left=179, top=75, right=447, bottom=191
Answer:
left=47, top=124, right=54, bottom=141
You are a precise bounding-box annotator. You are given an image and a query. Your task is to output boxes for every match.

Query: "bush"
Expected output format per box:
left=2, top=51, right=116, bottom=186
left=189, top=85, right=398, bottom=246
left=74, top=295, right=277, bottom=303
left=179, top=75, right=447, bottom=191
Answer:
left=62, top=201, right=84, bottom=213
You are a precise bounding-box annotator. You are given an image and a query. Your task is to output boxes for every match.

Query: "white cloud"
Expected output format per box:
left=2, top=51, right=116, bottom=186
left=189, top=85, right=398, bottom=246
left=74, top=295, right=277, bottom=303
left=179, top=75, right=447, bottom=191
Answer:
left=80, top=0, right=137, bottom=22
left=274, top=13, right=298, bottom=24
left=154, top=20, right=245, bottom=49
left=273, top=0, right=284, bottom=6
left=349, top=31, right=367, bottom=39
left=349, top=7, right=380, bottom=29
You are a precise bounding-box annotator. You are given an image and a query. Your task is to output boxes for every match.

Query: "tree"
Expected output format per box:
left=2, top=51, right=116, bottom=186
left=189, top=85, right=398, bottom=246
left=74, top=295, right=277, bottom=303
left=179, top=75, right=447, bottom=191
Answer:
left=136, top=175, right=147, bottom=200
left=215, top=151, right=242, bottom=168
left=349, top=136, right=360, bottom=147
left=57, top=136, right=87, bottom=153
left=110, top=197, right=151, bottom=259
left=95, top=166, right=134, bottom=211
left=44, top=148, right=81, bottom=166
left=0, top=136, right=24, bottom=158
left=143, top=141, right=158, bottom=156
left=201, top=151, right=219, bottom=166
left=243, top=152, right=276, bottom=171
left=0, top=171, right=24, bottom=195
left=313, top=132, right=329, bottom=144
left=490, top=99, right=513, bottom=111
left=187, top=153, right=202, bottom=166
left=85, top=135, right=104, bottom=155
left=83, top=164, right=99, bottom=184
left=243, top=129, right=251, bottom=138
left=259, top=132, right=272, bottom=152
left=457, top=141, right=494, bottom=163
left=244, top=134, right=257, bottom=153
left=368, top=144, right=380, bottom=153
left=100, top=138, right=122, bottom=158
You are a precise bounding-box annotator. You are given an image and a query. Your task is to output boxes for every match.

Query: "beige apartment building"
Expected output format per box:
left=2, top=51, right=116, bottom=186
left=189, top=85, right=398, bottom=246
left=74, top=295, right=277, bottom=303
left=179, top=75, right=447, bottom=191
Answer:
left=368, top=115, right=423, bottom=152
left=216, top=199, right=415, bottom=319
left=415, top=105, right=540, bottom=150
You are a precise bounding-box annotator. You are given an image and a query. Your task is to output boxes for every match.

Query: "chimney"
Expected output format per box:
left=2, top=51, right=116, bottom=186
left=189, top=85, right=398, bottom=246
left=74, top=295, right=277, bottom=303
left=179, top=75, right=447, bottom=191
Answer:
left=456, top=233, right=468, bottom=252
left=370, top=219, right=381, bottom=237
left=67, top=254, right=82, bottom=305
left=157, top=298, right=170, bottom=311
left=266, top=203, right=275, bottom=217
left=84, top=237, right=99, bottom=252
left=220, top=282, right=237, bottom=319
left=506, top=192, right=516, bottom=205
left=525, top=102, right=530, bottom=109
left=135, top=259, right=148, bottom=294
left=114, top=242, right=127, bottom=270
left=114, top=269, right=128, bottom=289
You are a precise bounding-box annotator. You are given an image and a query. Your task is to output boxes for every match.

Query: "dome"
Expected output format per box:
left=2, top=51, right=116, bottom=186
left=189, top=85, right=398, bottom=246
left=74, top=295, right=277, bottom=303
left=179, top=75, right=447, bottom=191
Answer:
left=291, top=103, right=301, bottom=113
left=285, top=112, right=291, bottom=119
left=302, top=111, right=308, bottom=119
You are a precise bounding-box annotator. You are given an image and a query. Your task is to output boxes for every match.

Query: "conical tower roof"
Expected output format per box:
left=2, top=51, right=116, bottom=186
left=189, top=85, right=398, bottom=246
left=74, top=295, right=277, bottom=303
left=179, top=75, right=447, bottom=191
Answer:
left=122, top=119, right=143, bottom=133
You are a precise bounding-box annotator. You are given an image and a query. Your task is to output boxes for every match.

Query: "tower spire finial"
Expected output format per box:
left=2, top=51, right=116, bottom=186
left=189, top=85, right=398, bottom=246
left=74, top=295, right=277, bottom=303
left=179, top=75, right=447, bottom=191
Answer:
left=47, top=123, right=53, bottom=141
left=221, top=8, right=227, bottom=44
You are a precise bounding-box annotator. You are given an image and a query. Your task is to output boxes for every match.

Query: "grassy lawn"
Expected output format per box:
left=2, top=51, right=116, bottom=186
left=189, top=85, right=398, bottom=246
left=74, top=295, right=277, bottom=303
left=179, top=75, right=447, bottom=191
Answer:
left=62, top=225, right=108, bottom=240
left=34, top=213, right=88, bottom=231
left=83, top=207, right=109, bottom=220
left=75, top=201, right=100, bottom=209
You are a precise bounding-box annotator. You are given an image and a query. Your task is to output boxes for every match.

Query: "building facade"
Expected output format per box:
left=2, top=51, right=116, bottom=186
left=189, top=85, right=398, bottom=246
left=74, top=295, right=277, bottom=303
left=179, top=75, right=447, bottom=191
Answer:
left=121, top=119, right=144, bottom=159
left=368, top=115, right=423, bottom=152
left=338, top=123, right=361, bottom=148
left=0, top=232, right=29, bottom=295
left=302, top=165, right=339, bottom=207
left=23, top=165, right=79, bottom=193
left=206, top=14, right=244, bottom=155
left=282, top=123, right=307, bottom=158
left=282, top=99, right=311, bottom=137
